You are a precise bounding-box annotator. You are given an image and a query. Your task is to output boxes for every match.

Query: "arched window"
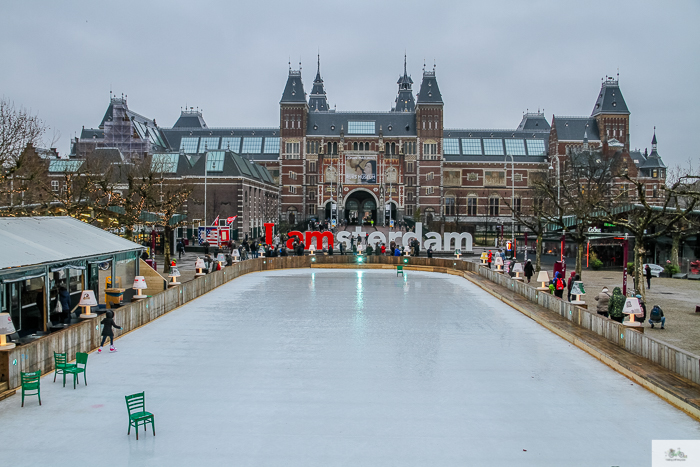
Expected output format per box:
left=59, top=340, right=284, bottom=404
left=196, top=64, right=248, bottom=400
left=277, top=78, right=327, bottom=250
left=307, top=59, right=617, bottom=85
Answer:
left=489, top=196, right=500, bottom=217
left=333, top=142, right=338, bottom=155
left=385, top=142, right=390, bottom=154
left=287, top=207, right=297, bottom=225
left=353, top=142, right=358, bottom=151
left=391, top=142, right=396, bottom=155
left=467, top=196, right=477, bottom=216
left=328, top=142, right=333, bottom=155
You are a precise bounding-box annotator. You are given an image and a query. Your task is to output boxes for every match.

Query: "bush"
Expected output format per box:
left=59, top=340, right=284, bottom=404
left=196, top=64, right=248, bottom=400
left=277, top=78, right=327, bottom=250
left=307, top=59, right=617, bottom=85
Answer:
left=627, top=262, right=635, bottom=275
left=664, top=264, right=680, bottom=276
left=590, top=251, right=603, bottom=270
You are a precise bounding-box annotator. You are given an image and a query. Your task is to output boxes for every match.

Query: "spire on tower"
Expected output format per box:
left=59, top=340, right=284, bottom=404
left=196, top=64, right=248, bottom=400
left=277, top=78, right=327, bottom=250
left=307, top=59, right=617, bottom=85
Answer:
left=308, top=54, right=329, bottom=111
left=393, top=54, right=415, bottom=112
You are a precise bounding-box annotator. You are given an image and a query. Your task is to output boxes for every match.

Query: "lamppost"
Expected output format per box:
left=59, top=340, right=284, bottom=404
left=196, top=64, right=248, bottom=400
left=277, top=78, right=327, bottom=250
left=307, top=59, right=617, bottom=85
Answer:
left=505, top=154, right=515, bottom=259
left=548, top=154, right=561, bottom=217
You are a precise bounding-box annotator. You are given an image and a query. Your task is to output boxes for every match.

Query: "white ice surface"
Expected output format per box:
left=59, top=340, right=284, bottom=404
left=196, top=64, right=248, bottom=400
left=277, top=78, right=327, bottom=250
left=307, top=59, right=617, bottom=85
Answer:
left=0, top=269, right=698, bottom=466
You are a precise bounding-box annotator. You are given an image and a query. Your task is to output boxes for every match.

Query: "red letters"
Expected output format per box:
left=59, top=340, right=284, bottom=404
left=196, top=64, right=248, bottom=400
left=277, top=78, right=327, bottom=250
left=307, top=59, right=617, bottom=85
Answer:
left=264, top=222, right=275, bottom=245
left=305, top=231, right=333, bottom=250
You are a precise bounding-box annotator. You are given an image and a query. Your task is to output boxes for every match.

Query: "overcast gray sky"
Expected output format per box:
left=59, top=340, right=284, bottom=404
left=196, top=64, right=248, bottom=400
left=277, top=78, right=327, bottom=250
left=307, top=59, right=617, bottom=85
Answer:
left=2, top=0, right=698, bottom=168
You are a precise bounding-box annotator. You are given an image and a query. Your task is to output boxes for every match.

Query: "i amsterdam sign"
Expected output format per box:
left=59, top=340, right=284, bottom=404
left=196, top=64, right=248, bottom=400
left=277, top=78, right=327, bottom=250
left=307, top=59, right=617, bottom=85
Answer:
left=264, top=222, right=473, bottom=253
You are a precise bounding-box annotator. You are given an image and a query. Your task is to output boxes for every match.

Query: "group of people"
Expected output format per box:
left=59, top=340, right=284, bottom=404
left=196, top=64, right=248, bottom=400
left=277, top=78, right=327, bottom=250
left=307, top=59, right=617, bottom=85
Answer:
left=594, top=286, right=665, bottom=328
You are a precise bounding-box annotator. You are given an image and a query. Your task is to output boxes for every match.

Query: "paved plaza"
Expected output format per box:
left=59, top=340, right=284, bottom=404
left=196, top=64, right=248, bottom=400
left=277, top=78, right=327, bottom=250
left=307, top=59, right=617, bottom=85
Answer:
left=1, top=269, right=698, bottom=466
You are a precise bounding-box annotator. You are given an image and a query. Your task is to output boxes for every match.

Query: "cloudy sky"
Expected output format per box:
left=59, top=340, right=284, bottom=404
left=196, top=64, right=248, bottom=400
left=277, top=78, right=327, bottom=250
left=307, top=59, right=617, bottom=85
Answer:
left=2, top=0, right=698, bottom=168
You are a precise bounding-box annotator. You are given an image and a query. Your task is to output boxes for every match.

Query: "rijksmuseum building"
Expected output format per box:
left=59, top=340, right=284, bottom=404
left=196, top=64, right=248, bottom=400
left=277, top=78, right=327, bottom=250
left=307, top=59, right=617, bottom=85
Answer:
left=72, top=58, right=666, bottom=237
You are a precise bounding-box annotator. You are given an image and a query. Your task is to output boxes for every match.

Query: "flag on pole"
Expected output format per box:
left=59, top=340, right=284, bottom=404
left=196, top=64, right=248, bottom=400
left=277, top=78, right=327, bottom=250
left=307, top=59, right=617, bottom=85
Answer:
left=226, top=216, right=238, bottom=225
left=212, top=215, right=219, bottom=226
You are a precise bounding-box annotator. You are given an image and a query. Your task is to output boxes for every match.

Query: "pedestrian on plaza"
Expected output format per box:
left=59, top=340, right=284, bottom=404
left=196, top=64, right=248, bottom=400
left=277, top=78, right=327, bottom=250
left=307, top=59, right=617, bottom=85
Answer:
left=635, top=294, right=647, bottom=323
left=58, top=284, right=72, bottom=323
left=98, top=310, right=122, bottom=353
left=394, top=247, right=401, bottom=256
left=381, top=243, right=386, bottom=255
left=553, top=272, right=566, bottom=299
left=140, top=250, right=149, bottom=261
left=648, top=305, right=665, bottom=329
left=645, top=264, right=653, bottom=290
left=487, top=250, right=493, bottom=269
left=594, top=286, right=611, bottom=318
left=177, top=240, right=185, bottom=259
left=524, top=259, right=534, bottom=283
left=567, top=272, right=578, bottom=302
left=427, top=246, right=433, bottom=258
left=339, top=242, right=345, bottom=255
left=328, top=244, right=334, bottom=255
left=280, top=245, right=288, bottom=257
left=203, top=241, right=210, bottom=256
left=607, top=287, right=626, bottom=323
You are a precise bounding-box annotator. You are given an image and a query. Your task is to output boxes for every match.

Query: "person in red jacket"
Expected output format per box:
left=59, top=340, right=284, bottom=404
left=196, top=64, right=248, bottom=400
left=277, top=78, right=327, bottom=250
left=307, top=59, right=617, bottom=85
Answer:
left=487, top=250, right=493, bottom=269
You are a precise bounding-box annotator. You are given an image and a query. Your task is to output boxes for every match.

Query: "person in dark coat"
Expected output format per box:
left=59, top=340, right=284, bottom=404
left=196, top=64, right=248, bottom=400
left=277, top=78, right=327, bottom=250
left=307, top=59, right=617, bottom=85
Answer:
left=523, top=259, right=534, bottom=283
left=645, top=264, right=653, bottom=290
left=98, top=310, right=122, bottom=353
left=58, top=285, right=72, bottom=323
left=427, top=246, right=433, bottom=258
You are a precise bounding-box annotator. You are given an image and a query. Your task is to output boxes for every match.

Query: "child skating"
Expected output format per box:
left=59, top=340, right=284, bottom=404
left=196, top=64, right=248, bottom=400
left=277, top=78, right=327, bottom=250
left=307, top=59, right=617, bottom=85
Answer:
left=98, top=310, right=122, bottom=353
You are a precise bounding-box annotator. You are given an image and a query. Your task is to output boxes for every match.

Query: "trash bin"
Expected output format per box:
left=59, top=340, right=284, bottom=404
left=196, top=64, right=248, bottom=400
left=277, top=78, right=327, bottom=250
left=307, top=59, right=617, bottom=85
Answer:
left=553, top=260, right=566, bottom=279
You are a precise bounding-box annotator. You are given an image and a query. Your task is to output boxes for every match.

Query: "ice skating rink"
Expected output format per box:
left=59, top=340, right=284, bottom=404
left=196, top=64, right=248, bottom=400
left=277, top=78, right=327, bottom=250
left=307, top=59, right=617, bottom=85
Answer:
left=1, top=269, right=698, bottom=466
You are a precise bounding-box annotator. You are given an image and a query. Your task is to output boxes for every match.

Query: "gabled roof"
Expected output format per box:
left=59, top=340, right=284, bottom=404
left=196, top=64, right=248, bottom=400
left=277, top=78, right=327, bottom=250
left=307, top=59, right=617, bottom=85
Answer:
left=416, top=70, right=443, bottom=105
left=591, top=78, right=629, bottom=116
left=280, top=69, right=307, bottom=104
left=552, top=116, right=601, bottom=141
left=0, top=216, right=142, bottom=271
left=93, top=148, right=125, bottom=164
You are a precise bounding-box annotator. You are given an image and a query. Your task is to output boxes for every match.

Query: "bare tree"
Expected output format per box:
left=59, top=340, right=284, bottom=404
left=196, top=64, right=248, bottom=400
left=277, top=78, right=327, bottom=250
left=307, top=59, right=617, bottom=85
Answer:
left=0, top=99, right=47, bottom=204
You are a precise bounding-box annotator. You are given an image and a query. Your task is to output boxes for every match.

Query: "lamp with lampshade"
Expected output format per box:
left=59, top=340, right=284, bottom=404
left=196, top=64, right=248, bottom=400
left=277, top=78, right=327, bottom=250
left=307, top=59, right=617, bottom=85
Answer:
left=195, top=257, right=206, bottom=277
left=0, top=313, right=17, bottom=349
left=168, top=267, right=181, bottom=287
left=536, top=270, right=550, bottom=291
left=479, top=252, right=488, bottom=265
left=570, top=281, right=587, bottom=307
left=454, top=249, right=462, bottom=259
left=78, top=290, right=98, bottom=318
left=494, top=256, right=504, bottom=271
left=512, top=262, right=524, bottom=280
left=132, top=276, right=147, bottom=300
left=622, top=296, right=644, bottom=329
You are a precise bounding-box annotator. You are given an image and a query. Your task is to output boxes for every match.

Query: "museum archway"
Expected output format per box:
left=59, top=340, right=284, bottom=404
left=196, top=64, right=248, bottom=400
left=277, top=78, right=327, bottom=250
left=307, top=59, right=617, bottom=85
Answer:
left=344, top=189, right=377, bottom=225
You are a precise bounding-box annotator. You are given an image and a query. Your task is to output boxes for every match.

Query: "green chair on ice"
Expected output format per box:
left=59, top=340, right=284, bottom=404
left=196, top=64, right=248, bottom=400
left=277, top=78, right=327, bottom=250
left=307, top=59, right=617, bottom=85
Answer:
left=53, top=352, right=75, bottom=383
left=21, top=370, right=41, bottom=407
left=125, top=392, right=156, bottom=440
left=64, top=352, right=88, bottom=389
left=397, top=265, right=403, bottom=276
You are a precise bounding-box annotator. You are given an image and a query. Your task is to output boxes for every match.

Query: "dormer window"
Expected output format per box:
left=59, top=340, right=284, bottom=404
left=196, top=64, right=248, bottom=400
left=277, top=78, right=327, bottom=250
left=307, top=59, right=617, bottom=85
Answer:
left=652, top=169, right=658, bottom=178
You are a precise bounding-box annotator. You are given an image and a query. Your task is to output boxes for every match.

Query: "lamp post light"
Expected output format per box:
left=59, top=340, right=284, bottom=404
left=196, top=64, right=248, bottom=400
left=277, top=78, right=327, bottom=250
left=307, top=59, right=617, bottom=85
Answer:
left=548, top=154, right=561, bottom=217
left=505, top=154, right=515, bottom=260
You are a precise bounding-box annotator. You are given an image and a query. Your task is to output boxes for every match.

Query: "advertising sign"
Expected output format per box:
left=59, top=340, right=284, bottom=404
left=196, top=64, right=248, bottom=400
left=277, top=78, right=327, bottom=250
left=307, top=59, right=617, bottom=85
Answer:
left=345, top=157, right=376, bottom=184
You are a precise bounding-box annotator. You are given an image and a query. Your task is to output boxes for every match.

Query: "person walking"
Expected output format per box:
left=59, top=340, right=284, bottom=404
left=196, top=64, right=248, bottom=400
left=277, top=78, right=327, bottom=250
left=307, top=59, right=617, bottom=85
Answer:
left=553, top=272, right=566, bottom=299
left=177, top=240, right=185, bottom=260
left=523, top=259, right=534, bottom=283
left=645, top=264, right=653, bottom=290
left=487, top=250, right=493, bottom=269
left=607, top=287, right=625, bottom=323
left=594, top=286, right=611, bottom=318
left=98, top=310, right=122, bottom=353
left=567, top=271, right=577, bottom=302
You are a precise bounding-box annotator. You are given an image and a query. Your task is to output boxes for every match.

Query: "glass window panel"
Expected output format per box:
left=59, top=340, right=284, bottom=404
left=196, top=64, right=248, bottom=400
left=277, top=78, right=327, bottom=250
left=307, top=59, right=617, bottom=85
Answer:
left=133, top=121, right=147, bottom=139
left=151, top=153, right=179, bottom=173
left=241, top=137, right=262, bottom=153
left=461, top=138, right=482, bottom=155
left=264, top=137, right=280, bottom=154
left=221, top=137, right=241, bottom=152
left=347, top=121, right=376, bottom=134
left=180, top=137, right=200, bottom=153
left=505, top=139, right=526, bottom=155
left=199, top=137, right=220, bottom=152
left=483, top=139, right=504, bottom=155
left=443, top=138, right=460, bottom=155
left=205, top=151, right=226, bottom=172
left=48, top=160, right=83, bottom=172
left=526, top=139, right=546, bottom=155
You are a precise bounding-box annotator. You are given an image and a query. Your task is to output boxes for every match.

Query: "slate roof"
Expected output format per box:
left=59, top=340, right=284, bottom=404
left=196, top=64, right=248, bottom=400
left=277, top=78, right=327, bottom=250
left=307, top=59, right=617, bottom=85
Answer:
left=280, top=70, right=307, bottom=104
left=306, top=112, right=416, bottom=137
left=552, top=116, right=601, bottom=141
left=80, top=128, right=105, bottom=139
left=416, top=71, right=443, bottom=104
left=516, top=113, right=551, bottom=131
left=173, top=111, right=208, bottom=129
left=591, top=78, right=629, bottom=116
left=309, top=57, right=329, bottom=112
left=93, top=148, right=125, bottom=164
left=640, top=149, right=666, bottom=169
left=629, top=150, right=646, bottom=167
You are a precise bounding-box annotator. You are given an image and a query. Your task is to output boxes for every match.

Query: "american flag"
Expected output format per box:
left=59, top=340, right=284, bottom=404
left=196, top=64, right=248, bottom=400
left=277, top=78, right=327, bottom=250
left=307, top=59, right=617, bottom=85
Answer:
left=198, top=227, right=221, bottom=247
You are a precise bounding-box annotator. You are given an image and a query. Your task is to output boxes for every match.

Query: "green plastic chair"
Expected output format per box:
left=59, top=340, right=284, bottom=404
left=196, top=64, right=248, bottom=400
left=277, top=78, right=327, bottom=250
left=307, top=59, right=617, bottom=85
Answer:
left=125, top=392, right=155, bottom=440
left=64, top=352, right=88, bottom=389
left=21, top=371, right=41, bottom=407
left=397, top=265, right=403, bottom=276
left=53, top=352, right=76, bottom=383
